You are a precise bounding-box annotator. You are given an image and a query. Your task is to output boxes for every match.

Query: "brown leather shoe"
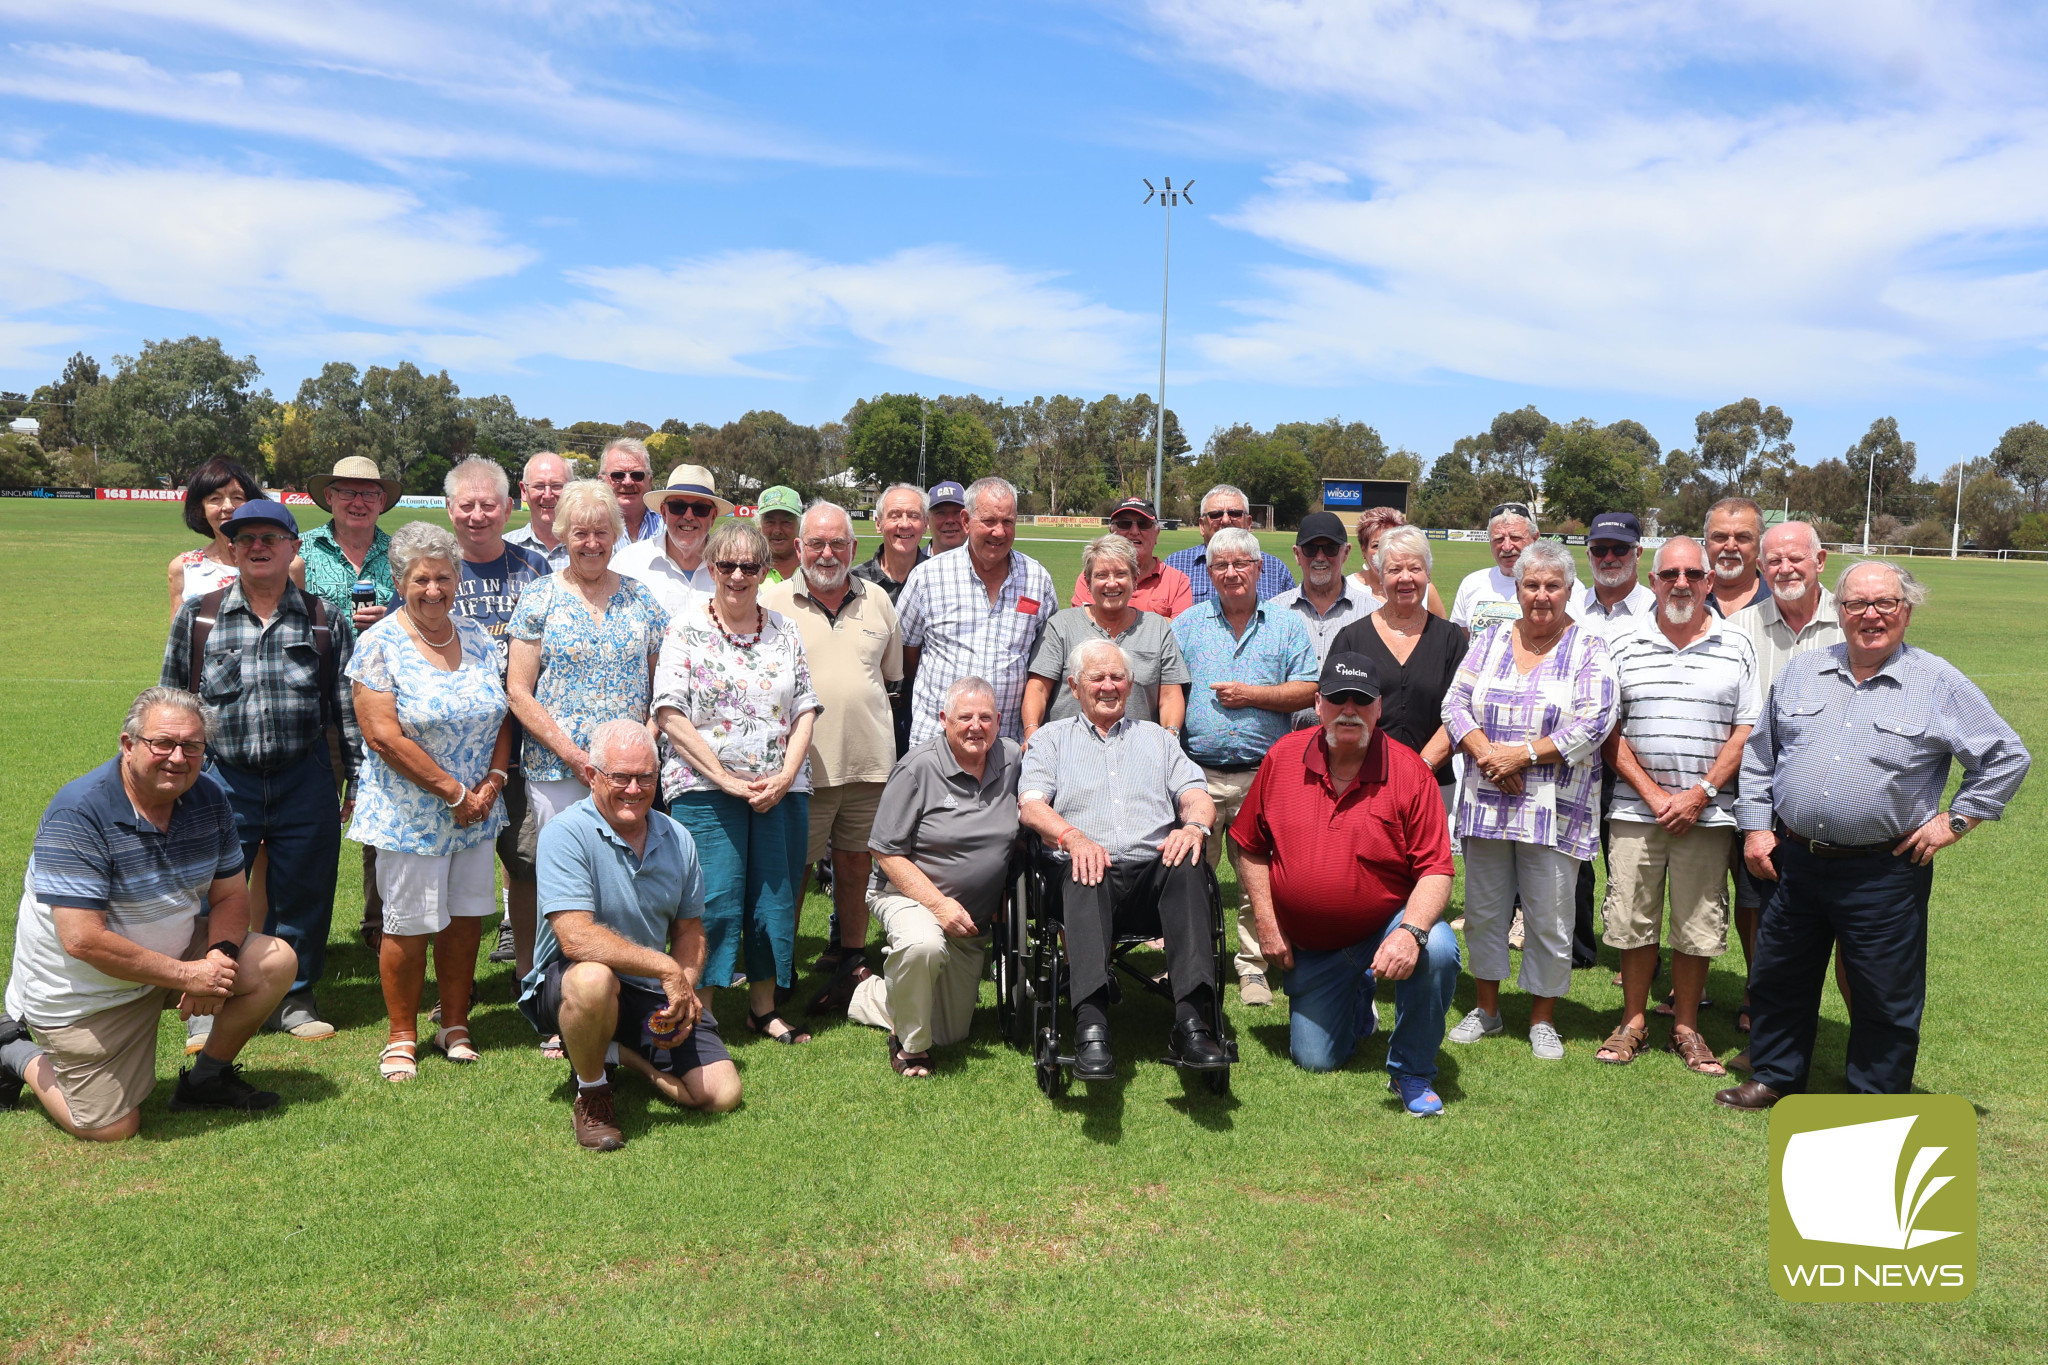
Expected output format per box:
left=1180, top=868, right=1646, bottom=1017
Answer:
left=572, top=1081, right=626, bottom=1151
left=1714, top=1079, right=1783, bottom=1111
left=806, top=961, right=874, bottom=1017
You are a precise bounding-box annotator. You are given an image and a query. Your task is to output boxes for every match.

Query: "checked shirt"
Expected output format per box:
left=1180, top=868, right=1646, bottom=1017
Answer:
left=897, top=548, right=1056, bottom=746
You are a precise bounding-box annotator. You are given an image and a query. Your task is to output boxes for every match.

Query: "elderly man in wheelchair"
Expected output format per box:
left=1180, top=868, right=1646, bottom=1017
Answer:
left=1017, top=638, right=1229, bottom=1082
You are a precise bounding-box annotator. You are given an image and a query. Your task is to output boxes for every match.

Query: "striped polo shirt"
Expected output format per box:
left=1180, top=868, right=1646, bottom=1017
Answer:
left=6, top=758, right=244, bottom=1027
left=1606, top=615, right=1760, bottom=829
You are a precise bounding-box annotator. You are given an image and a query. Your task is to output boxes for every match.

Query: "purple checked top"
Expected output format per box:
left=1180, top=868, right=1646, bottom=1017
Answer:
left=1442, top=621, right=1618, bottom=862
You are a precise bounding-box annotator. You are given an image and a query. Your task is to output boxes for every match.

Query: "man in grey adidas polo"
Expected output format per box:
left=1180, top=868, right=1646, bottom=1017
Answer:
left=1595, top=536, right=1759, bottom=1076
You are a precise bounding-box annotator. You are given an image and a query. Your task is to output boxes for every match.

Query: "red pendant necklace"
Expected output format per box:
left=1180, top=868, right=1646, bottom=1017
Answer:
left=710, top=599, right=764, bottom=649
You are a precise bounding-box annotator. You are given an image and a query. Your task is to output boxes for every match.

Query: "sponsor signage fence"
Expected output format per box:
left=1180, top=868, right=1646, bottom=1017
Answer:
left=0, top=486, right=95, bottom=499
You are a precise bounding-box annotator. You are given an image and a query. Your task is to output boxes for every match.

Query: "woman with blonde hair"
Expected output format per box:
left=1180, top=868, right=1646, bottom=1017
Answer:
left=1350, top=507, right=1445, bottom=618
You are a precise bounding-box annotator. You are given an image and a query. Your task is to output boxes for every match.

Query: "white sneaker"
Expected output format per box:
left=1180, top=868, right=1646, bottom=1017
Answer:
left=1529, top=1022, right=1565, bottom=1060
left=1448, top=1008, right=1503, bottom=1044
left=184, top=1013, right=211, bottom=1056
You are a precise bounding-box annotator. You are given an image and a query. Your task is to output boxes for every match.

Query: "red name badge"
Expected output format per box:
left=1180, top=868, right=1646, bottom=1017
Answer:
left=1017, top=596, right=1040, bottom=615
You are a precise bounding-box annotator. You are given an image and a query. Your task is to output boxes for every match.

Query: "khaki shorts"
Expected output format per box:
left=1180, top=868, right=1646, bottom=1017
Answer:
left=27, top=924, right=205, bottom=1131
left=807, top=782, right=885, bottom=865
left=1602, top=819, right=1734, bottom=958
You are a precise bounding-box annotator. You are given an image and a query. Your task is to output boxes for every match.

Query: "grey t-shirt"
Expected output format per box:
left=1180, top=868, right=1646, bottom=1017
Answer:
left=1027, top=607, right=1192, bottom=726
left=867, top=735, right=1022, bottom=929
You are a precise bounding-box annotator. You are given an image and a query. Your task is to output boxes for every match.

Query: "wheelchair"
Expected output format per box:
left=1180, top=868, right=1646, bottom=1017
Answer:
left=990, top=839, right=1237, bottom=1097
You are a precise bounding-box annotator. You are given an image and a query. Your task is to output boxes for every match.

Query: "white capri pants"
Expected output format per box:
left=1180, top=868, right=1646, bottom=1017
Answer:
left=377, top=842, right=499, bottom=936
left=1460, top=837, right=1581, bottom=999
left=526, top=777, right=592, bottom=828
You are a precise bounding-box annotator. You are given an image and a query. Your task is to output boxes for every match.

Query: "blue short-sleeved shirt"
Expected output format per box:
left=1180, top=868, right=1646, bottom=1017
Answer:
left=1173, top=599, right=1319, bottom=767
left=6, top=759, right=244, bottom=1026
left=521, top=797, right=705, bottom=998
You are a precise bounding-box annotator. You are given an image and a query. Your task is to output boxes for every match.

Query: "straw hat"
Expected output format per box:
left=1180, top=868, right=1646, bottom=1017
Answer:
left=643, top=464, right=735, bottom=518
left=307, top=455, right=402, bottom=512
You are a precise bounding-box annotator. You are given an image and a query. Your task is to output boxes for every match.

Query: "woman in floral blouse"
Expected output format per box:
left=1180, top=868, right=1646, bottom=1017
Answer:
left=347, top=521, right=514, bottom=1082
left=655, top=519, right=821, bottom=1045
left=1441, top=539, right=1617, bottom=1062
left=506, top=479, right=671, bottom=829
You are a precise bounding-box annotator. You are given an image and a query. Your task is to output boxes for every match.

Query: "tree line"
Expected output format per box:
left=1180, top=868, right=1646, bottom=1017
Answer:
left=3, top=335, right=2045, bottom=548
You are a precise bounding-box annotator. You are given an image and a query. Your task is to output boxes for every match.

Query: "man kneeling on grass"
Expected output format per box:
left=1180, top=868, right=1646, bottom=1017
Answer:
left=518, top=720, right=741, bottom=1151
left=1, top=687, right=297, bottom=1141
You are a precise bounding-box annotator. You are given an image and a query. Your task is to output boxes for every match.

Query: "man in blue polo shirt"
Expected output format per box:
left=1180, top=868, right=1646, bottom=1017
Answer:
left=521, top=721, right=741, bottom=1151
left=1162, top=483, right=1296, bottom=608
left=3, top=687, right=298, bottom=1140
left=1173, top=527, right=1319, bottom=1006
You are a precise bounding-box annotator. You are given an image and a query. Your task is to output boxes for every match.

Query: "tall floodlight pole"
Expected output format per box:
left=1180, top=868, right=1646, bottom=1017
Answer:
left=1143, top=177, right=1192, bottom=509
left=1860, top=444, right=1878, bottom=551
left=1951, top=461, right=1965, bottom=560
left=917, top=397, right=928, bottom=488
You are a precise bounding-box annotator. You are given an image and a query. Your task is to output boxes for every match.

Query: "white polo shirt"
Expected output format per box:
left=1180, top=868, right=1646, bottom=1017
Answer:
left=1606, top=614, right=1760, bottom=829
left=612, top=534, right=717, bottom=621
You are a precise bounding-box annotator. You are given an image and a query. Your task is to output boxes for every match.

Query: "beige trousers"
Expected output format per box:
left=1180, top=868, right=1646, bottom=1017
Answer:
left=1201, top=766, right=1261, bottom=981
left=847, top=889, right=989, bottom=1054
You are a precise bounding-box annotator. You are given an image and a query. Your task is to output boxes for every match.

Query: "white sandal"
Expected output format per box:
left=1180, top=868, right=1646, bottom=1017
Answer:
left=379, top=1040, right=418, bottom=1082
left=432, top=1026, right=480, bottom=1064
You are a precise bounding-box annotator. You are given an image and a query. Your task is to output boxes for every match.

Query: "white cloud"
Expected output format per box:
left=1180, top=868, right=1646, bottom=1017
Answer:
left=1135, top=0, right=2048, bottom=397
left=0, top=160, right=534, bottom=328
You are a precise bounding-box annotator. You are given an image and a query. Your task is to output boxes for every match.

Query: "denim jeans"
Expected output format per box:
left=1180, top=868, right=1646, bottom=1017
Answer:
left=207, top=745, right=342, bottom=995
left=669, top=789, right=810, bottom=990
left=1284, top=916, right=1462, bottom=1079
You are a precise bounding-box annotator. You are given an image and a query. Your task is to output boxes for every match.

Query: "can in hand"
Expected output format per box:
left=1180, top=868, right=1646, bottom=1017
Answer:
left=351, top=580, right=377, bottom=608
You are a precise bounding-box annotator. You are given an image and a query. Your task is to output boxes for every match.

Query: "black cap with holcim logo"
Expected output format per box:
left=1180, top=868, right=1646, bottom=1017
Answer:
left=1317, top=651, right=1383, bottom=699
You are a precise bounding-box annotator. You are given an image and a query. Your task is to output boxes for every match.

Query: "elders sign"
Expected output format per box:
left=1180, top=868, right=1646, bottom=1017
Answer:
left=1768, top=1095, right=1976, bottom=1302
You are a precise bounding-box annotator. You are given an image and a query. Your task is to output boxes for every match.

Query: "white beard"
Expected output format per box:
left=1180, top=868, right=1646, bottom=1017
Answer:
left=806, top=563, right=851, bottom=591
left=1593, top=565, right=1636, bottom=589
left=1772, top=577, right=1810, bottom=603
left=1662, top=599, right=1696, bottom=625
left=1713, top=557, right=1746, bottom=582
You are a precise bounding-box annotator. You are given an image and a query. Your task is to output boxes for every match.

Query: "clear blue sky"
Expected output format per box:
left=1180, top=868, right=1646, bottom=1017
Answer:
left=5, top=1, right=2048, bottom=477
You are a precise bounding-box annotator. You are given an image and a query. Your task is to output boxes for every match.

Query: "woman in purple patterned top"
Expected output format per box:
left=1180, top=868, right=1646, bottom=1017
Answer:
left=1440, top=540, right=1617, bottom=1061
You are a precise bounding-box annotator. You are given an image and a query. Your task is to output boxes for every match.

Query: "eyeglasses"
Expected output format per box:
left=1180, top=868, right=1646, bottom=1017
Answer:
left=1588, top=544, right=1634, bottom=560
left=1655, top=568, right=1709, bottom=583
left=335, top=488, right=382, bottom=505
left=800, top=538, right=853, bottom=553
left=596, top=770, right=657, bottom=791
left=232, top=532, right=292, bottom=549
left=714, top=560, right=765, bottom=577
left=606, top=470, right=650, bottom=484
left=1840, top=596, right=1906, bottom=618
left=1323, top=691, right=1374, bottom=707
left=1209, top=559, right=1256, bottom=575
left=1200, top=508, right=1249, bottom=522
left=664, top=499, right=717, bottom=518
left=1300, top=542, right=1343, bottom=560
left=135, top=735, right=206, bottom=759
left=1110, top=518, right=1150, bottom=532
left=524, top=481, right=565, bottom=494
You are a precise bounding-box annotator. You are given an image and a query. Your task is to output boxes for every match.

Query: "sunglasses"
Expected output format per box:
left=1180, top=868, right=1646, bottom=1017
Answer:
left=1323, top=690, right=1375, bottom=707
left=1588, top=544, right=1635, bottom=560
left=1300, top=542, right=1343, bottom=560
left=232, top=531, right=292, bottom=549
left=714, top=560, right=765, bottom=577
left=606, top=470, right=650, bottom=484
left=663, top=499, right=717, bottom=518
left=1655, top=567, right=1710, bottom=583
left=1111, top=518, right=1152, bottom=532
left=1200, top=508, right=1249, bottom=522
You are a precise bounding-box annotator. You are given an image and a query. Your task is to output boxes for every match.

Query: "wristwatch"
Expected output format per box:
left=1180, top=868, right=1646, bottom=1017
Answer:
left=1398, top=923, right=1429, bottom=951
left=1184, top=821, right=1212, bottom=838
left=208, top=939, right=241, bottom=961
left=1697, top=780, right=1719, bottom=799
left=1947, top=811, right=1969, bottom=835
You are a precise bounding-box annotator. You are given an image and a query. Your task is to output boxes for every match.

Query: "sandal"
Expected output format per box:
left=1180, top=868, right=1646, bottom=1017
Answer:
left=1595, top=1021, right=1650, bottom=1065
left=378, top=1040, right=418, bottom=1083
left=1668, top=1027, right=1727, bottom=1076
left=888, top=1033, right=932, bottom=1077
left=540, top=1034, right=565, bottom=1061
left=1653, top=990, right=1714, bottom=1017
left=747, top=1010, right=812, bottom=1045
left=432, top=1026, right=480, bottom=1064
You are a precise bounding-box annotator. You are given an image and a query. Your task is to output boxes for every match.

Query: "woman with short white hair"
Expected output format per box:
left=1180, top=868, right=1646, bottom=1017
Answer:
left=1441, top=538, right=1616, bottom=1060
left=1330, top=524, right=1466, bottom=805
left=1022, top=533, right=1189, bottom=737
left=347, top=519, right=514, bottom=1081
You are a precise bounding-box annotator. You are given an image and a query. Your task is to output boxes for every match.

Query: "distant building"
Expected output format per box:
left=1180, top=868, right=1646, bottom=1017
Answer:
left=7, top=417, right=39, bottom=437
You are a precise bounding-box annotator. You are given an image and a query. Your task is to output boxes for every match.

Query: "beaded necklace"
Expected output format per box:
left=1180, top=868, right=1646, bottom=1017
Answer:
left=710, top=598, right=765, bottom=649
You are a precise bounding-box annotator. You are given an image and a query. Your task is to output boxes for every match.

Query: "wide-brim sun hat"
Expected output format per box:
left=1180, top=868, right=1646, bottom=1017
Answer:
left=643, top=464, right=735, bottom=518
left=307, top=455, right=402, bottom=512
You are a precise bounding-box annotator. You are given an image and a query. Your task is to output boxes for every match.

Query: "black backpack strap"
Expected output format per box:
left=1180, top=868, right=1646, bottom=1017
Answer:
left=306, top=593, right=337, bottom=737
left=187, top=585, right=231, bottom=696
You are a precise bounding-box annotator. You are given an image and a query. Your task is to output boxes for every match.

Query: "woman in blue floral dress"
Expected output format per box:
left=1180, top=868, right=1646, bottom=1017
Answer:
left=656, top=519, right=820, bottom=1045
left=348, top=522, right=514, bottom=1082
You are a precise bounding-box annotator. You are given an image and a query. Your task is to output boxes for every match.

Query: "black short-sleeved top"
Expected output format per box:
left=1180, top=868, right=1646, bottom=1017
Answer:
left=1328, top=611, right=1470, bottom=785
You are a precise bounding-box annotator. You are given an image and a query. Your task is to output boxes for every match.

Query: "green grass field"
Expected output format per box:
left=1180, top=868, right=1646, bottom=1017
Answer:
left=1, top=500, right=2042, bottom=1364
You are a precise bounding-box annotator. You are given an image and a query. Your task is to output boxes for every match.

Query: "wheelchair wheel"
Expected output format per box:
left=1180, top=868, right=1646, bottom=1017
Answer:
left=1204, top=1067, right=1231, bottom=1097
left=1035, top=1027, right=1066, bottom=1096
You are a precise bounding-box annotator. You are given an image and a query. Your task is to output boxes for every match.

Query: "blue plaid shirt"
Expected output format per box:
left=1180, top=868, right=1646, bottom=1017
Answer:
left=162, top=581, right=360, bottom=777
left=1172, top=598, right=1318, bottom=767
left=1163, top=545, right=1297, bottom=608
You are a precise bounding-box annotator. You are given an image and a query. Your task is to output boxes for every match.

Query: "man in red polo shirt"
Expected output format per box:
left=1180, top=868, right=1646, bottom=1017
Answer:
left=1232, top=652, right=1461, bottom=1114
left=1071, top=498, right=1194, bottom=618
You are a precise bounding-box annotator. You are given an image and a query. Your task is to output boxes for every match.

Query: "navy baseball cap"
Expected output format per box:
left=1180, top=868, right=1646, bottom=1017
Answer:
left=1587, top=511, right=1642, bottom=545
left=220, top=499, right=299, bottom=536
left=1296, top=511, right=1347, bottom=545
left=1317, top=651, right=1383, bottom=700
left=927, top=480, right=967, bottom=510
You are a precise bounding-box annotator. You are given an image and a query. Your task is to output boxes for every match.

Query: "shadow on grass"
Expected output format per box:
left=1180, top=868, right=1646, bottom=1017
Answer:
left=138, top=1067, right=343, bottom=1143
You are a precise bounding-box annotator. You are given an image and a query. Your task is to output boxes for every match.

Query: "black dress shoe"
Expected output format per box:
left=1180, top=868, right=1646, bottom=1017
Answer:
left=1713, top=1079, right=1783, bottom=1111
left=1170, top=1019, right=1230, bottom=1071
left=1073, top=1023, right=1116, bottom=1081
